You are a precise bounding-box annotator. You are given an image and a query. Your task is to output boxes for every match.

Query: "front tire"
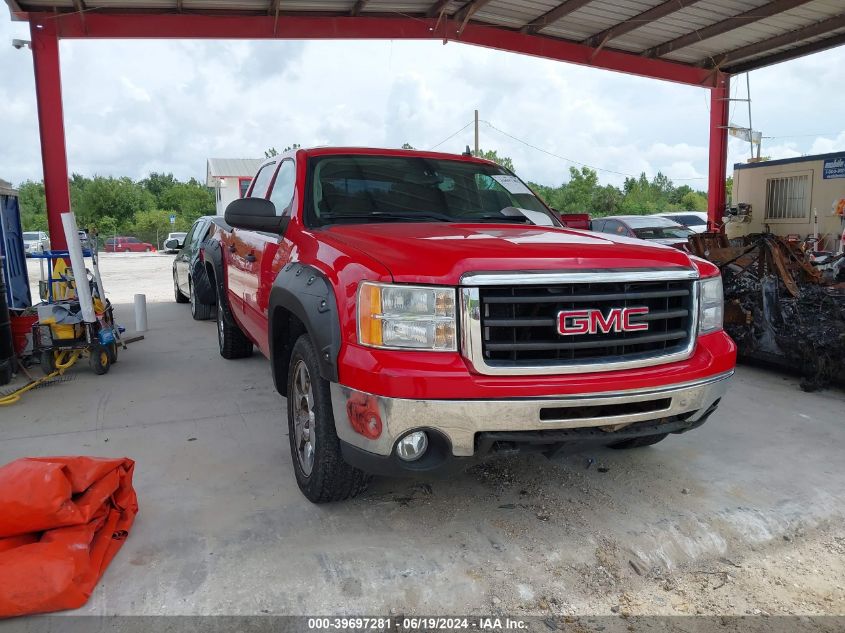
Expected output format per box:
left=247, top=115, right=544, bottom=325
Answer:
left=216, top=283, right=253, bottom=359
left=190, top=279, right=213, bottom=321
left=287, top=334, right=370, bottom=503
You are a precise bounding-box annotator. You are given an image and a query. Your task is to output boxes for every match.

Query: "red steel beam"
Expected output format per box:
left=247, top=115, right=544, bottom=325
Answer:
left=707, top=73, right=730, bottom=228
left=30, top=20, right=71, bottom=251
left=33, top=12, right=716, bottom=86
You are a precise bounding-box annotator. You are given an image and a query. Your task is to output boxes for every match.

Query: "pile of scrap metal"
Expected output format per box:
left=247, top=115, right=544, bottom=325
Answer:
left=689, top=232, right=845, bottom=391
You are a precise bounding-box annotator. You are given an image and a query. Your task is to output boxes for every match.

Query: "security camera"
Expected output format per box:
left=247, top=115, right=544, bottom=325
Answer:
left=12, top=39, right=31, bottom=50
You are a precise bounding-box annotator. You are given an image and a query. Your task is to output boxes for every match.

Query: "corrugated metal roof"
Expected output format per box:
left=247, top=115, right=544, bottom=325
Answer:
left=6, top=0, right=845, bottom=74
left=207, top=158, right=262, bottom=179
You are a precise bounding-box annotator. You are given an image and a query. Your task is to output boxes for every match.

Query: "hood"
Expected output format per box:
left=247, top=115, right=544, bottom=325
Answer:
left=320, top=223, right=696, bottom=285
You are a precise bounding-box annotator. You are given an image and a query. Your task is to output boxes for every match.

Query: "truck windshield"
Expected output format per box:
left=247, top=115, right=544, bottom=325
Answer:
left=305, top=155, right=559, bottom=228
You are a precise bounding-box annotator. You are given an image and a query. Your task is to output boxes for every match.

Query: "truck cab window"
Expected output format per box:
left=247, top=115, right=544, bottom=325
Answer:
left=269, top=160, right=296, bottom=216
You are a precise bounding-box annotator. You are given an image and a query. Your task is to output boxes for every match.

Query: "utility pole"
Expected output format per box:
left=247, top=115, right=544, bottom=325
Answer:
left=474, top=109, right=479, bottom=157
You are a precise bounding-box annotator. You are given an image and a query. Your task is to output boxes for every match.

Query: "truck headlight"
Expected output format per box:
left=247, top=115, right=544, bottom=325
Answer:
left=697, top=276, right=723, bottom=335
left=358, top=282, right=457, bottom=351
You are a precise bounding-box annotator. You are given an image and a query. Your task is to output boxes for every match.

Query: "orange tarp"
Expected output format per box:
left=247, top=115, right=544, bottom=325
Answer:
left=0, top=456, right=138, bottom=617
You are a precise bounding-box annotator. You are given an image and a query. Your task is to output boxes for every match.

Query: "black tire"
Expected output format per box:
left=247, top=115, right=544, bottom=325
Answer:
left=287, top=334, right=370, bottom=503
left=174, top=271, right=189, bottom=303
left=107, top=342, right=119, bottom=364
left=190, top=279, right=213, bottom=321
left=216, top=283, right=253, bottom=359
left=608, top=433, right=669, bottom=450
left=89, top=344, right=110, bottom=375
left=40, top=350, right=56, bottom=375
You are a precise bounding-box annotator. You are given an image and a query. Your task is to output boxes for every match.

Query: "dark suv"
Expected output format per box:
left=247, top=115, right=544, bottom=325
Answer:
left=169, top=216, right=218, bottom=320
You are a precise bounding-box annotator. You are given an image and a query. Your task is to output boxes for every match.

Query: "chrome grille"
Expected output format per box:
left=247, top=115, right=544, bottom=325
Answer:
left=461, top=270, right=699, bottom=376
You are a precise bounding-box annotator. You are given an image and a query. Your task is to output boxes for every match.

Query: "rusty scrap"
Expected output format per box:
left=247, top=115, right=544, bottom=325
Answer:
left=690, top=232, right=845, bottom=391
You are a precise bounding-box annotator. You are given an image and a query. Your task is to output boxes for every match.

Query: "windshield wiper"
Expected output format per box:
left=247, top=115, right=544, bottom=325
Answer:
left=320, top=212, right=454, bottom=223
left=464, top=214, right=533, bottom=224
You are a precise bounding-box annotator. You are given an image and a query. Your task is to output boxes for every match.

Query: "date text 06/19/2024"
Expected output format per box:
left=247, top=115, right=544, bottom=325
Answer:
left=307, top=617, right=529, bottom=631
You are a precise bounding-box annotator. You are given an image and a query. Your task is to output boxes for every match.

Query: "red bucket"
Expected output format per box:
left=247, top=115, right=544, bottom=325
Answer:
left=10, top=314, right=38, bottom=356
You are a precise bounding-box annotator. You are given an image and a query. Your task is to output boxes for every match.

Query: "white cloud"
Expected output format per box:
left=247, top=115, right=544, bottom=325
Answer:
left=1, top=12, right=844, bottom=193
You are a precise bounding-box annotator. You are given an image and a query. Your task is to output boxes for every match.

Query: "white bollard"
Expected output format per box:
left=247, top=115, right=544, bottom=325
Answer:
left=134, top=294, right=148, bottom=332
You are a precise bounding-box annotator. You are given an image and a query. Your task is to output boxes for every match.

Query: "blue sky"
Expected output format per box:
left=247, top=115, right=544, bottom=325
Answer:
left=2, top=10, right=844, bottom=191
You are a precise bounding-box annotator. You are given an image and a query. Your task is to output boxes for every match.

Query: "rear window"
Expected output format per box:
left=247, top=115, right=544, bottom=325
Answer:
left=23, top=232, right=40, bottom=240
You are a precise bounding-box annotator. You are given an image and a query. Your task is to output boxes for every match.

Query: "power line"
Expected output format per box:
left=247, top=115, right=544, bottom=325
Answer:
left=428, top=121, right=474, bottom=150
left=480, top=120, right=707, bottom=181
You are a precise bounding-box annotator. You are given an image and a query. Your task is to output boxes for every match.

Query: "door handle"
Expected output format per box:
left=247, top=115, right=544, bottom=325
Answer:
left=245, top=253, right=256, bottom=263
left=228, top=245, right=236, bottom=253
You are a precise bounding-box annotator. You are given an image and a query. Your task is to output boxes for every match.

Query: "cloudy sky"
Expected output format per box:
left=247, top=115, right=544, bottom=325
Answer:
left=1, top=11, right=844, bottom=191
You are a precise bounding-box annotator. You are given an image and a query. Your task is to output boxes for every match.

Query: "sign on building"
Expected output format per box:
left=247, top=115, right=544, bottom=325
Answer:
left=823, top=157, right=845, bottom=179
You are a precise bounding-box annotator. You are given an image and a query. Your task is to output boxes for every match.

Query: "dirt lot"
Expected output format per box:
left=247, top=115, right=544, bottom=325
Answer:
left=2, top=253, right=844, bottom=619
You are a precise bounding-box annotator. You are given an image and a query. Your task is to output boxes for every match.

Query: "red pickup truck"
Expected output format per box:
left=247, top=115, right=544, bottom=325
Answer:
left=198, top=147, right=736, bottom=503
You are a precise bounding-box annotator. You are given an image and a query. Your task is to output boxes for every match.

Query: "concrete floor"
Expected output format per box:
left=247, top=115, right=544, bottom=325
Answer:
left=2, top=255, right=844, bottom=616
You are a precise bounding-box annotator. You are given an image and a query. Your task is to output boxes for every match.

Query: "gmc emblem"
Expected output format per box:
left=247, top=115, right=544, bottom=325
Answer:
left=557, top=307, right=649, bottom=336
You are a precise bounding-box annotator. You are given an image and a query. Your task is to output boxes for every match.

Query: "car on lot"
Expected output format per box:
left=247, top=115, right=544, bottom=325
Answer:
left=164, top=232, right=187, bottom=253
left=169, top=217, right=217, bottom=320
left=193, top=146, right=735, bottom=503
left=591, top=215, right=693, bottom=250
left=23, top=231, right=49, bottom=256
left=655, top=211, right=709, bottom=233
left=104, top=236, right=154, bottom=253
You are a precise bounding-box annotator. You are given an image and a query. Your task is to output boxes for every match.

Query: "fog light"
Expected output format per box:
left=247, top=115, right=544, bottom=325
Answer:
left=396, top=431, right=428, bottom=462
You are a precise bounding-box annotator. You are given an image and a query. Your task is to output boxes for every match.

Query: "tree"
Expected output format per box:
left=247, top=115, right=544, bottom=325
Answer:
left=401, top=142, right=415, bottom=150
left=725, top=176, right=733, bottom=203
left=127, top=209, right=174, bottom=247
left=283, top=144, right=301, bottom=152
left=76, top=176, right=155, bottom=227
left=159, top=182, right=214, bottom=223
left=140, top=172, right=178, bottom=202
left=679, top=190, right=707, bottom=211
left=264, top=148, right=279, bottom=158
left=17, top=181, right=48, bottom=231
left=473, top=149, right=514, bottom=172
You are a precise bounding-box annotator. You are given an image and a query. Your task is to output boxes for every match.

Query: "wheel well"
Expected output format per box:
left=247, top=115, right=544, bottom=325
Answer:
left=271, top=306, right=308, bottom=397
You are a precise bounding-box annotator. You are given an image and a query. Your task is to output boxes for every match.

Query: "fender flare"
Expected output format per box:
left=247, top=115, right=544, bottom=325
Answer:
left=268, top=263, right=341, bottom=394
left=201, top=238, right=235, bottom=323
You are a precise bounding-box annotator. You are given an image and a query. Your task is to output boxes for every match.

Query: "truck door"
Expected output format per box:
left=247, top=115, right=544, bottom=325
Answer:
left=227, top=161, right=277, bottom=320
left=236, top=159, right=296, bottom=355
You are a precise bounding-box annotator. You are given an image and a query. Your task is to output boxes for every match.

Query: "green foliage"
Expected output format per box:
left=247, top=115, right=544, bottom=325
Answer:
left=264, top=147, right=279, bottom=157
left=725, top=176, right=733, bottom=202
left=18, top=172, right=214, bottom=249
left=77, top=176, right=155, bottom=226
left=17, top=181, right=48, bottom=232
left=473, top=149, right=515, bottom=172
left=401, top=142, right=415, bottom=150
left=284, top=144, right=301, bottom=152
left=529, top=166, right=707, bottom=217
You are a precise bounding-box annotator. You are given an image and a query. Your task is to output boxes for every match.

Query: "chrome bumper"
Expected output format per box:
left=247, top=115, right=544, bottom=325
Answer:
left=330, top=371, right=733, bottom=458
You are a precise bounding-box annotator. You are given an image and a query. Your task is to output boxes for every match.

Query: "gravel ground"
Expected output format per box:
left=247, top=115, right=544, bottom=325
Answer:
left=6, top=253, right=844, bottom=620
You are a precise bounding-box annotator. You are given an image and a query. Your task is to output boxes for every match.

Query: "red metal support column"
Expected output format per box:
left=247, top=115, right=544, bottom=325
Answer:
left=30, top=20, right=71, bottom=251
left=707, top=72, right=730, bottom=228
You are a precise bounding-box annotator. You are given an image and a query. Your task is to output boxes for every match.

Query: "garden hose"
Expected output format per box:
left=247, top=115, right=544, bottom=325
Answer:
left=0, top=350, right=81, bottom=406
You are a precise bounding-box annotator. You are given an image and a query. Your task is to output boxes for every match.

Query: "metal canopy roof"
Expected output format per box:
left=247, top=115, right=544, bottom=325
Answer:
left=6, top=0, right=845, bottom=76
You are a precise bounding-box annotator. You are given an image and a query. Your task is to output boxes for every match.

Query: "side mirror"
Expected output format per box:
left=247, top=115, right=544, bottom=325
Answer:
left=164, top=238, right=181, bottom=250
left=225, top=198, right=287, bottom=233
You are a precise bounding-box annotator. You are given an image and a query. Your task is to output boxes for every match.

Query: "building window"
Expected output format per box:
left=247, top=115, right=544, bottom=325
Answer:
left=239, top=178, right=252, bottom=198
left=765, top=175, right=810, bottom=220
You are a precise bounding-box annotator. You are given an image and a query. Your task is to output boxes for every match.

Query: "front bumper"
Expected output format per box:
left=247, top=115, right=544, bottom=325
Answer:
left=331, top=370, right=732, bottom=470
